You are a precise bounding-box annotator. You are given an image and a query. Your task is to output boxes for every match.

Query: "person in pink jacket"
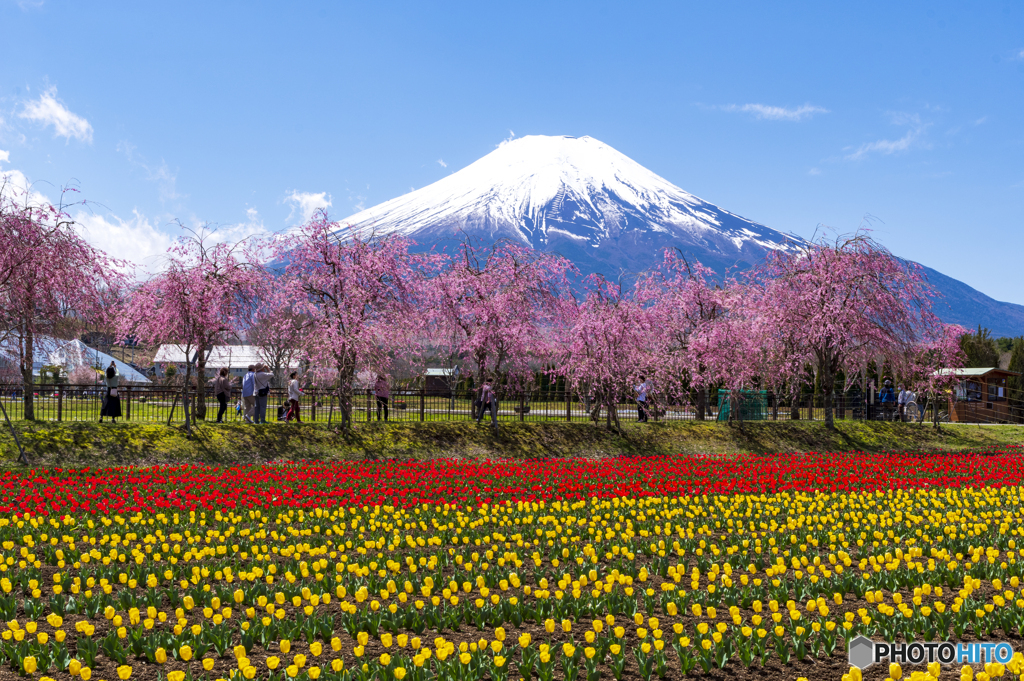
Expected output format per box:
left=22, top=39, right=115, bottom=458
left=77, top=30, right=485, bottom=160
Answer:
left=374, top=374, right=390, bottom=422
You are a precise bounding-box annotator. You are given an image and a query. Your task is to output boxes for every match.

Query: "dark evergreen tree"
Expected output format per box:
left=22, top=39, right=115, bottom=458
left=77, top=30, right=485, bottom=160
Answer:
left=960, top=325, right=1001, bottom=368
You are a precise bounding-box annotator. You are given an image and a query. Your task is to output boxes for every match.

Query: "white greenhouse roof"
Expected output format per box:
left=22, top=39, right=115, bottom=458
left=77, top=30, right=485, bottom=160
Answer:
left=153, top=345, right=301, bottom=369
left=0, top=336, right=151, bottom=383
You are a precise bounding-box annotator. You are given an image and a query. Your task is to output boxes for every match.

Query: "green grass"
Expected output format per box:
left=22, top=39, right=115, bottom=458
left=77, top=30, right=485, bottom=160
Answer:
left=0, top=418, right=1021, bottom=469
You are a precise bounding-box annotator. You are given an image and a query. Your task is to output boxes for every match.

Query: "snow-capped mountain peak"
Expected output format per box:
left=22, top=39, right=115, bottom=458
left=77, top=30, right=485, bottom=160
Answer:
left=338, top=135, right=802, bottom=274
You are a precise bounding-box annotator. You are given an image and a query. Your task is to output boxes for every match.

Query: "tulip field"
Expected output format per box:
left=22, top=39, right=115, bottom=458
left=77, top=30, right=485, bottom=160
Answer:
left=4, top=450, right=1024, bottom=681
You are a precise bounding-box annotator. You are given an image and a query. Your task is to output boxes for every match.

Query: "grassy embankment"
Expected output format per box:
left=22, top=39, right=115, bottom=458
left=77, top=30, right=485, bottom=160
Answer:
left=0, top=419, right=1021, bottom=468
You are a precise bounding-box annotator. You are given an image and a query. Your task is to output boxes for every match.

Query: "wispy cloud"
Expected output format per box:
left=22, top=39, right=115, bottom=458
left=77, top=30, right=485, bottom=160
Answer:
left=846, top=129, right=919, bottom=160
left=285, top=190, right=332, bottom=224
left=18, top=86, right=93, bottom=143
left=845, top=112, right=928, bottom=161
left=436, top=158, right=447, bottom=168
left=497, top=130, right=516, bottom=147
left=720, top=103, right=829, bottom=121
left=0, top=149, right=9, bottom=164
left=808, top=167, right=821, bottom=176
left=118, top=141, right=182, bottom=202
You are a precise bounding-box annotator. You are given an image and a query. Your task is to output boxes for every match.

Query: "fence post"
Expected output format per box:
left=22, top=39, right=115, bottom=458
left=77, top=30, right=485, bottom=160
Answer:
left=367, top=388, right=372, bottom=422
left=566, top=390, right=571, bottom=422
left=57, top=385, right=63, bottom=422
left=519, top=393, right=525, bottom=422
left=125, top=386, right=131, bottom=422
left=419, top=390, right=425, bottom=422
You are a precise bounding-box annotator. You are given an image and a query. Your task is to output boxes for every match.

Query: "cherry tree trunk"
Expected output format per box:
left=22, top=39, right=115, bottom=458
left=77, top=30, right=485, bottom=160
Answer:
left=21, top=328, right=34, bottom=420
left=195, top=345, right=208, bottom=421
left=820, top=358, right=836, bottom=428
left=790, top=390, right=800, bottom=420
left=337, top=364, right=354, bottom=430
left=695, top=388, right=706, bottom=421
left=182, top=363, right=193, bottom=435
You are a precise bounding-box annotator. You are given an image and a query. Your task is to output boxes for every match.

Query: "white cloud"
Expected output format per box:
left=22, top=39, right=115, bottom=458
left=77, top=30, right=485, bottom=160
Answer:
left=0, top=150, right=9, bottom=164
left=284, top=190, right=332, bottom=224
left=0, top=168, right=51, bottom=207
left=497, top=130, right=516, bottom=147
left=845, top=113, right=927, bottom=160
left=808, top=167, right=821, bottom=176
left=721, top=103, right=829, bottom=121
left=437, top=158, right=447, bottom=168
left=76, top=206, right=271, bottom=274
left=18, top=86, right=93, bottom=143
left=74, top=210, right=173, bottom=272
left=210, top=207, right=268, bottom=242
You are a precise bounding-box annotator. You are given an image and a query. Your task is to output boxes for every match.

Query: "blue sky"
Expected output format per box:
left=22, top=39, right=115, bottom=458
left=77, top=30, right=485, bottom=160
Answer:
left=2, top=1, right=1023, bottom=304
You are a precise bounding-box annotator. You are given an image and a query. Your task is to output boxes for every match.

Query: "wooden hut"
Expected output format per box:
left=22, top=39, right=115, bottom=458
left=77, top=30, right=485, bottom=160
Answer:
left=936, top=368, right=1020, bottom=423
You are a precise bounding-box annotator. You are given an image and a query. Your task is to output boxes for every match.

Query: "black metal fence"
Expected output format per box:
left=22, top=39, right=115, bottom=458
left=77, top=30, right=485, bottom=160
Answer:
left=0, top=384, right=997, bottom=424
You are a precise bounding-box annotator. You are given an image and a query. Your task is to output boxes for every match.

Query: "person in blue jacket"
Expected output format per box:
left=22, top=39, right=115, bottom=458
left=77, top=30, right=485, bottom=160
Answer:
left=879, top=379, right=896, bottom=421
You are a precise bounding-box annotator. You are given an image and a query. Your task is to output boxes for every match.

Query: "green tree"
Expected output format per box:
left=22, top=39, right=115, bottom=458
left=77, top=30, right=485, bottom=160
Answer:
left=1008, top=337, right=1024, bottom=423
left=959, top=325, right=1000, bottom=368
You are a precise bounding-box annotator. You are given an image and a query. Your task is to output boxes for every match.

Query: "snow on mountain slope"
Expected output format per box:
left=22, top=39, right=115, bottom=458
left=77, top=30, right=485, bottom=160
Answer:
left=338, top=135, right=804, bottom=275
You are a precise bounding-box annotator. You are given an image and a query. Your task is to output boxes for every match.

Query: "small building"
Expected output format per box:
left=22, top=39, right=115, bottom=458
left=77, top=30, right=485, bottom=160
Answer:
left=936, top=367, right=1020, bottom=423
left=424, top=367, right=458, bottom=396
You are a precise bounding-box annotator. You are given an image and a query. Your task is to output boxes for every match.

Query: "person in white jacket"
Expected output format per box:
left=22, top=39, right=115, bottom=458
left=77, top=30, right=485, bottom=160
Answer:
left=897, top=384, right=911, bottom=422
left=286, top=371, right=303, bottom=423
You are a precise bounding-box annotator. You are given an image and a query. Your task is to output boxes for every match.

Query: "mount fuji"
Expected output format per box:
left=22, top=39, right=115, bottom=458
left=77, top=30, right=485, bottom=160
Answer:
left=338, top=135, right=1024, bottom=336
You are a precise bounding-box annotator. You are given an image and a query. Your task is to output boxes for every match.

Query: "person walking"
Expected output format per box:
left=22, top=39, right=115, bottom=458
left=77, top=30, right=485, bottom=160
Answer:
left=374, top=374, right=390, bottom=422
left=897, top=383, right=911, bottom=422
left=209, top=368, right=232, bottom=423
left=241, top=365, right=257, bottom=423
left=879, top=379, right=896, bottom=421
left=99, top=362, right=121, bottom=423
left=286, top=372, right=303, bottom=423
left=253, top=364, right=274, bottom=424
left=475, top=376, right=499, bottom=433
left=634, top=376, right=650, bottom=422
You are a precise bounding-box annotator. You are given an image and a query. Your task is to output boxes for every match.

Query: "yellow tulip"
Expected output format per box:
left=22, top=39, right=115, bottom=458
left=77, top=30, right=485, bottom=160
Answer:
left=116, top=665, right=132, bottom=680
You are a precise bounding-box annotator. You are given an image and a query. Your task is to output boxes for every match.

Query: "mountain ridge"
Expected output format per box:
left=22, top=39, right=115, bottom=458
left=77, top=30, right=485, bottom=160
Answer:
left=338, top=135, right=1024, bottom=337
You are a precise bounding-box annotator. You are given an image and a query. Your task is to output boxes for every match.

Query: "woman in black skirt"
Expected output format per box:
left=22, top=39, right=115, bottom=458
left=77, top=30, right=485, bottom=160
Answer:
left=99, top=363, right=122, bottom=423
